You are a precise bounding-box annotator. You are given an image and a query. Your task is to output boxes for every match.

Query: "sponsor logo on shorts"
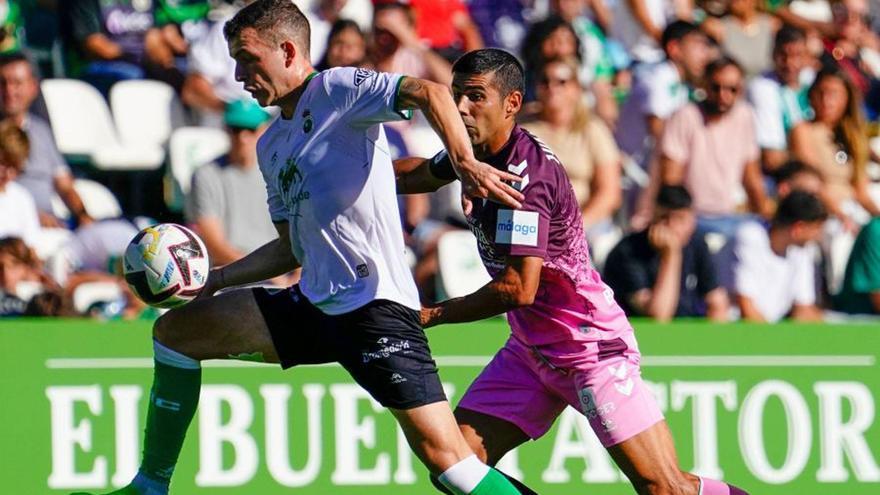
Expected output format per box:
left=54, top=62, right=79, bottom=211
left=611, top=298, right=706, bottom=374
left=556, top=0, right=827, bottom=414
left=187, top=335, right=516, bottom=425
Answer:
left=579, top=387, right=616, bottom=419
left=389, top=373, right=407, bottom=384
left=601, top=418, right=617, bottom=432
left=362, top=339, right=412, bottom=363
left=615, top=379, right=634, bottom=396
left=356, top=264, right=370, bottom=278
left=495, top=210, right=539, bottom=246
left=608, top=362, right=628, bottom=380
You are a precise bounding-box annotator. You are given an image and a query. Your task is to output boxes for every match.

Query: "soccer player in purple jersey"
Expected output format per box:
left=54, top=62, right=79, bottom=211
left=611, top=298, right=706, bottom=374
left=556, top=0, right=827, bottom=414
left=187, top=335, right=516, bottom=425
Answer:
left=396, top=48, right=749, bottom=495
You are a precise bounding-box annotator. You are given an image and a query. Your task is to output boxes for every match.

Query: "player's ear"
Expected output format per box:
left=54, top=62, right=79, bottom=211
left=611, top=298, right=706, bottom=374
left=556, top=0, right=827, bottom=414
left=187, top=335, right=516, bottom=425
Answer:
left=505, top=90, right=523, bottom=118
left=281, top=39, right=297, bottom=67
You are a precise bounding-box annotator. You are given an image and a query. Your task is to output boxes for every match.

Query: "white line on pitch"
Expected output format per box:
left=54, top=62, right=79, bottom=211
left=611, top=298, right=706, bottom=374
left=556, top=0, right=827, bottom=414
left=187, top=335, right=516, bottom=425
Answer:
left=45, top=355, right=875, bottom=369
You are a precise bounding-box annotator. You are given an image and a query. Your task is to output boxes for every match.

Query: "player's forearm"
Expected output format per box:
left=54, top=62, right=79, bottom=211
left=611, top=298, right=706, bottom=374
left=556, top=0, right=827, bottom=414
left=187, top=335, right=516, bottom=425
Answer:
left=397, top=78, right=476, bottom=174
left=647, top=251, right=682, bottom=321
left=216, top=237, right=299, bottom=289
left=394, top=157, right=452, bottom=193
left=422, top=283, right=532, bottom=328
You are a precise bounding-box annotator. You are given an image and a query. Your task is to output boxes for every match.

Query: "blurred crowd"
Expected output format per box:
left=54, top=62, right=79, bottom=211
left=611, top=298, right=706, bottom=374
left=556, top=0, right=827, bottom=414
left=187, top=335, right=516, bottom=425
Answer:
left=2, top=0, right=880, bottom=322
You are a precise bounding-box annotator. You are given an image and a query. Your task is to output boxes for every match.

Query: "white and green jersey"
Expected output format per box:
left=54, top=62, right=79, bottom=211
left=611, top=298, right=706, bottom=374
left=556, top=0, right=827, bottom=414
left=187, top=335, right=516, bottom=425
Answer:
left=256, top=67, right=419, bottom=315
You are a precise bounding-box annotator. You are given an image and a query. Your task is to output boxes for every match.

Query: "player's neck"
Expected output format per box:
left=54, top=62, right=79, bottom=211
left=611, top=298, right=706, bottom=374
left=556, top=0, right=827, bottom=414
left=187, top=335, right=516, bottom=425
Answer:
left=475, top=122, right=516, bottom=160
left=277, top=64, right=317, bottom=119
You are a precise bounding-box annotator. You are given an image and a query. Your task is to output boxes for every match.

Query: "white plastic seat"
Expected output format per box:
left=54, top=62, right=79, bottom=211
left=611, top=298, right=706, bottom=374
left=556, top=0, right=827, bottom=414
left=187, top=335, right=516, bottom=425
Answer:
left=110, top=80, right=181, bottom=149
left=166, top=126, right=230, bottom=210
left=435, top=230, right=491, bottom=299
left=40, top=79, right=164, bottom=170
left=51, top=179, right=123, bottom=221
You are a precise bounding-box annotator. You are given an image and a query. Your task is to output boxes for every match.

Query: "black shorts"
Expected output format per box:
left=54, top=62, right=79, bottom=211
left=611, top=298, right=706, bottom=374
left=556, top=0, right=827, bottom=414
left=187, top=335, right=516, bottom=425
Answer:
left=252, top=285, right=447, bottom=410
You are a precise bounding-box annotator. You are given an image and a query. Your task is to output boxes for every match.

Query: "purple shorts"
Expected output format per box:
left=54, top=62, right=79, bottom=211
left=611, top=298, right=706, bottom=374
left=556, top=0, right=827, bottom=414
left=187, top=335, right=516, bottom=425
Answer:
left=457, top=335, right=663, bottom=447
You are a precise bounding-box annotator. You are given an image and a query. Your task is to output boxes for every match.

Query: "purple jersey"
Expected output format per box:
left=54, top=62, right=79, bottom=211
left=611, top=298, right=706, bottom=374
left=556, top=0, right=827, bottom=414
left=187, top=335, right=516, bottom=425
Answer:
left=431, top=126, right=632, bottom=347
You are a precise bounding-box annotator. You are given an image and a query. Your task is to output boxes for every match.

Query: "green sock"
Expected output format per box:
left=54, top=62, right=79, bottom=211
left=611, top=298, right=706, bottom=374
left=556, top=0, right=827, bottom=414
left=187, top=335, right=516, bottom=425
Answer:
left=139, top=360, right=202, bottom=483
left=470, top=468, right=523, bottom=495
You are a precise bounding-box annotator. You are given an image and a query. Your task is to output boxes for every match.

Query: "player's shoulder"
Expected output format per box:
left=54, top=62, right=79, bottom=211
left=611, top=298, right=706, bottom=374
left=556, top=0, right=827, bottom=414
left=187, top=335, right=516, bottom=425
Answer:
left=319, top=66, right=386, bottom=91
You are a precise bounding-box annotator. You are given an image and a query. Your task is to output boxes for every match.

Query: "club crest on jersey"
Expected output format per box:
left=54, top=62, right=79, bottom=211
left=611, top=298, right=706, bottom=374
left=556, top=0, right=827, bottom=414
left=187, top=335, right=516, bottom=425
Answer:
left=302, top=109, right=313, bottom=133
left=495, top=210, right=539, bottom=246
left=354, top=68, right=375, bottom=86
left=279, top=158, right=303, bottom=195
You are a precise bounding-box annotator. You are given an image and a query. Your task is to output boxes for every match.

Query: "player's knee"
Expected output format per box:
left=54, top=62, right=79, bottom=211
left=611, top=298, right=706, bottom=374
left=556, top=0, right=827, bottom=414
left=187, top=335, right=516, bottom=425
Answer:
left=153, top=311, right=187, bottom=349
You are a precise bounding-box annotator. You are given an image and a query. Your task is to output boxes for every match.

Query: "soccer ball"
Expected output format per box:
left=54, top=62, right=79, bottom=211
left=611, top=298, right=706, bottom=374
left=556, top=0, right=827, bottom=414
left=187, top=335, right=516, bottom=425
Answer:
left=123, top=223, right=210, bottom=309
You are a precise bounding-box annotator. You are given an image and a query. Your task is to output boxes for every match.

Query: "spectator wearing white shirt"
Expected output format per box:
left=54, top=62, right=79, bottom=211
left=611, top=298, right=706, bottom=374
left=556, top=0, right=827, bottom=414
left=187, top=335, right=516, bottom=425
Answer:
left=734, top=191, right=827, bottom=322
left=747, top=25, right=816, bottom=173
left=0, top=120, right=39, bottom=247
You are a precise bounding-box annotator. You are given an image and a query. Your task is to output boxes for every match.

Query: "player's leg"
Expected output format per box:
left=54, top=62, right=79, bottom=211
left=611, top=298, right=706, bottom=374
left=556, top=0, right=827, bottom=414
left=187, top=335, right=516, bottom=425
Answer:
left=90, top=288, right=280, bottom=495
left=608, top=421, right=749, bottom=495
left=335, top=301, right=528, bottom=495
left=390, top=402, right=528, bottom=495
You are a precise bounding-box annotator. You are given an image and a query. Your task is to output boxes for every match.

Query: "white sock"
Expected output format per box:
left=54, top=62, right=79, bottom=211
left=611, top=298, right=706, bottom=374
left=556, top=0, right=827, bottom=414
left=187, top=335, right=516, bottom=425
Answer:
left=153, top=339, right=200, bottom=369
left=438, top=455, right=490, bottom=494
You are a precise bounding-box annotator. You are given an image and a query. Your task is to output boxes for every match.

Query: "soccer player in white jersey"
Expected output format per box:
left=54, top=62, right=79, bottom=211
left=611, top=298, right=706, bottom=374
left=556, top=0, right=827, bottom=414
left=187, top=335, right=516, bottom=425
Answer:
left=397, top=48, right=749, bottom=495
left=82, top=1, right=530, bottom=494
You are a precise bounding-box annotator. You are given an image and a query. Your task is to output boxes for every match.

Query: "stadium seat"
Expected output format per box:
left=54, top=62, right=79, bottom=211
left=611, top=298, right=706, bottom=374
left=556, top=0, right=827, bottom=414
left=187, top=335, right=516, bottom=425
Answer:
left=110, top=80, right=183, bottom=150
left=166, top=126, right=230, bottom=210
left=71, top=281, right=124, bottom=315
left=50, top=179, right=123, bottom=221
left=40, top=79, right=164, bottom=170
left=435, top=230, right=491, bottom=299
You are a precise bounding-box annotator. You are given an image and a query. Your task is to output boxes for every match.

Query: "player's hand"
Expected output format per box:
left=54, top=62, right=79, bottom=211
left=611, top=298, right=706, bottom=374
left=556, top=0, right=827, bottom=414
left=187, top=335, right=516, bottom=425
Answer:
left=456, top=158, right=525, bottom=209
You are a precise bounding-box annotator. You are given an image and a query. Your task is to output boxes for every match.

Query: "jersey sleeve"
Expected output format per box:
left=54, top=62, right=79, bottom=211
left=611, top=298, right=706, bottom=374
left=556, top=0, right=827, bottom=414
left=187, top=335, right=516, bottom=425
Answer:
left=428, top=149, right=457, bottom=181
left=323, top=67, right=413, bottom=127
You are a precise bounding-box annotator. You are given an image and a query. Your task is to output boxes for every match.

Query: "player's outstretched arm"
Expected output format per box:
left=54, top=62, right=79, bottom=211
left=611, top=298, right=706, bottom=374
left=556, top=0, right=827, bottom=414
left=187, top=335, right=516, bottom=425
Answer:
left=420, top=256, right=542, bottom=328
left=201, top=222, right=300, bottom=297
left=395, top=77, right=524, bottom=208
left=393, top=157, right=455, bottom=194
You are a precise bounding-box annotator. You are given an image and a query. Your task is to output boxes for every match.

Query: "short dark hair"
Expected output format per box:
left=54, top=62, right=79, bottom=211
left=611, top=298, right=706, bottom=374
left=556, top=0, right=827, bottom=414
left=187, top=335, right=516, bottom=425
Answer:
left=705, top=55, right=743, bottom=79
left=774, top=24, right=806, bottom=53
left=521, top=16, right=581, bottom=71
left=774, top=160, right=821, bottom=183
left=224, top=0, right=311, bottom=57
left=656, top=185, right=693, bottom=210
left=773, top=190, right=828, bottom=227
left=662, top=21, right=701, bottom=53
left=453, top=48, right=525, bottom=97
left=0, top=51, right=30, bottom=69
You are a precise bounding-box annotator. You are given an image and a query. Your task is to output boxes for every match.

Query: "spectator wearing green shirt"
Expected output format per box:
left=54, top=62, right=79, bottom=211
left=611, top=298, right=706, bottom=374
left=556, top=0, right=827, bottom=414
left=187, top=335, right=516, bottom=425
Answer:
left=834, top=218, right=880, bottom=314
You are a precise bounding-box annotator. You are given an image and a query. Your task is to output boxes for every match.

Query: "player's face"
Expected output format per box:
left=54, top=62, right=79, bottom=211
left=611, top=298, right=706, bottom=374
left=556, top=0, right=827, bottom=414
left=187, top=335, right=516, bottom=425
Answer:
left=229, top=28, right=292, bottom=107
left=451, top=72, right=510, bottom=148
left=0, top=61, right=37, bottom=117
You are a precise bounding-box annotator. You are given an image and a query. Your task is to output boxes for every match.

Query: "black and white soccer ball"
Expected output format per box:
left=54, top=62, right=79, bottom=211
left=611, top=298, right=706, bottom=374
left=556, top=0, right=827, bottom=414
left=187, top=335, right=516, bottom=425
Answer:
left=123, top=223, right=210, bottom=308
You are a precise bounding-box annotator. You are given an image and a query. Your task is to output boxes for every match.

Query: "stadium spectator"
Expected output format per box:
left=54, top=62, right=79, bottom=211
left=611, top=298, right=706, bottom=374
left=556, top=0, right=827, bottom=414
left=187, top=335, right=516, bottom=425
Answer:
left=315, top=19, right=367, bottom=71
left=466, top=0, right=530, bottom=55
left=747, top=25, right=817, bottom=172
left=184, top=99, right=276, bottom=266
left=305, top=0, right=369, bottom=66
left=701, top=0, right=779, bottom=78
left=820, top=0, right=880, bottom=116
left=789, top=67, right=880, bottom=231
left=547, top=1, right=619, bottom=126
left=615, top=21, right=710, bottom=172
left=0, top=0, right=24, bottom=54
left=151, top=0, right=212, bottom=74
left=369, top=0, right=452, bottom=85
left=0, top=53, right=93, bottom=228
left=0, top=237, right=59, bottom=316
left=604, top=185, right=729, bottom=322
left=658, top=56, right=771, bottom=239
left=774, top=159, right=824, bottom=198
left=611, top=0, right=693, bottom=64
left=520, top=16, right=580, bottom=101
left=834, top=217, right=880, bottom=314
left=181, top=3, right=254, bottom=127
left=734, top=190, right=826, bottom=322
left=0, top=119, right=39, bottom=247
left=409, top=0, right=484, bottom=61
left=520, top=56, right=622, bottom=240
left=59, top=0, right=184, bottom=94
